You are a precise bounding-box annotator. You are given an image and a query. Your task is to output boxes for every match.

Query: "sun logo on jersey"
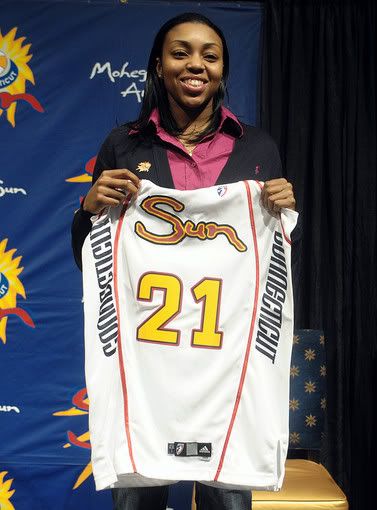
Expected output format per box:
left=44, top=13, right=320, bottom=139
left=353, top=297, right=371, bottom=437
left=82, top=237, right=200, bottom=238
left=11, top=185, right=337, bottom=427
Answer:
left=0, top=239, right=35, bottom=344
left=0, top=471, right=16, bottom=510
left=0, top=27, right=44, bottom=127
left=53, top=388, right=93, bottom=489
left=135, top=195, right=247, bottom=252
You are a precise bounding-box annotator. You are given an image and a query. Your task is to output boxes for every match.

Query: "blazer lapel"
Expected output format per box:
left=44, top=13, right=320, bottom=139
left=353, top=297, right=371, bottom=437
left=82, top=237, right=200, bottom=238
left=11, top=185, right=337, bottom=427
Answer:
left=152, top=143, right=175, bottom=189
left=215, top=135, right=246, bottom=185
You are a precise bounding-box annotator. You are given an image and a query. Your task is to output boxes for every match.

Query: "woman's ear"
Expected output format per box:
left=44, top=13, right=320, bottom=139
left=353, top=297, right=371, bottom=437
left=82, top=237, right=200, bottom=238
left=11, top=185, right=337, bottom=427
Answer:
left=156, top=58, right=163, bottom=79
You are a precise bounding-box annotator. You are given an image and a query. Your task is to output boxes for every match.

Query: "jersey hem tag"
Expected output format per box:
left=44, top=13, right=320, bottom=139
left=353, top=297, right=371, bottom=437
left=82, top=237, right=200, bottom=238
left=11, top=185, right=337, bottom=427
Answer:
left=167, top=442, right=212, bottom=458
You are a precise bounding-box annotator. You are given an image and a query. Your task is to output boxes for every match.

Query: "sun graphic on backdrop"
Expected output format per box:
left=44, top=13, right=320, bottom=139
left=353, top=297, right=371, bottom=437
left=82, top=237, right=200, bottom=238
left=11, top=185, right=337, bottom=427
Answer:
left=0, top=471, right=16, bottom=510
left=66, top=156, right=97, bottom=183
left=0, top=27, right=34, bottom=126
left=53, top=388, right=93, bottom=489
left=0, top=239, right=26, bottom=344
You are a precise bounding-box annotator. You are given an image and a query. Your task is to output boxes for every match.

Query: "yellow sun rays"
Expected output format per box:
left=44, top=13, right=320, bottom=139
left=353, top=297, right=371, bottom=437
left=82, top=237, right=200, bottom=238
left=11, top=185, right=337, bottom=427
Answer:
left=0, top=471, right=16, bottom=510
left=0, top=27, right=35, bottom=126
left=73, top=463, right=93, bottom=490
left=0, top=239, right=26, bottom=343
left=65, top=174, right=92, bottom=183
left=54, top=392, right=93, bottom=489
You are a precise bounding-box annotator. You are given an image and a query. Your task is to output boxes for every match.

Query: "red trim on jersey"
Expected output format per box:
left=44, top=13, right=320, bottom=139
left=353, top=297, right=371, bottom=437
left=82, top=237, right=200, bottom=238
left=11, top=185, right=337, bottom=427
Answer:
left=280, top=215, right=292, bottom=245
left=214, top=180, right=260, bottom=481
left=113, top=199, right=137, bottom=473
left=256, top=180, right=292, bottom=244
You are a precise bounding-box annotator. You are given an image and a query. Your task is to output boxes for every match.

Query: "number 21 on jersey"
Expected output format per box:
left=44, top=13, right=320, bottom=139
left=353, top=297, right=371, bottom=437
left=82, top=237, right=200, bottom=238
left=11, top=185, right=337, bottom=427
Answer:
left=136, top=272, right=223, bottom=349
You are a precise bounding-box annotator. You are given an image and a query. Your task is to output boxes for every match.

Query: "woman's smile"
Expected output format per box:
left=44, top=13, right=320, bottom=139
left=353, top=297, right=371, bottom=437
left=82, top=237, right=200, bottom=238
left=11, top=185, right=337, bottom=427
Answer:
left=179, top=76, right=208, bottom=94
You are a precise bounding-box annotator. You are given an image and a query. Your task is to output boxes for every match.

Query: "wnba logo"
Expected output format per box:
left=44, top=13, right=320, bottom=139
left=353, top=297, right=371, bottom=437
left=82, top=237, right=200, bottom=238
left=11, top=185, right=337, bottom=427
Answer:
left=217, top=186, right=227, bottom=197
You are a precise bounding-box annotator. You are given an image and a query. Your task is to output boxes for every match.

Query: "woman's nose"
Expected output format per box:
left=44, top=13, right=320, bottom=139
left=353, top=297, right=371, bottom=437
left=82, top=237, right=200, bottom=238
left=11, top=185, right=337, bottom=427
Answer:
left=187, top=54, right=205, bottom=72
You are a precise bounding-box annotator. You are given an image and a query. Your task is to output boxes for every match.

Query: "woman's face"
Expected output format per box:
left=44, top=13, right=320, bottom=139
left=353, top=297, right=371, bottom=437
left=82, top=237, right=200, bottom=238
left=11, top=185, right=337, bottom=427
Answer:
left=157, top=22, right=224, bottom=117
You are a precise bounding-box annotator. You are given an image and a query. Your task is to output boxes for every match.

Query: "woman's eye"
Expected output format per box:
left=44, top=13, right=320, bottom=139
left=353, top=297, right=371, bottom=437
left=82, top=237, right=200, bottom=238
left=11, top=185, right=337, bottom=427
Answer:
left=204, top=54, right=219, bottom=62
left=173, top=51, right=187, bottom=58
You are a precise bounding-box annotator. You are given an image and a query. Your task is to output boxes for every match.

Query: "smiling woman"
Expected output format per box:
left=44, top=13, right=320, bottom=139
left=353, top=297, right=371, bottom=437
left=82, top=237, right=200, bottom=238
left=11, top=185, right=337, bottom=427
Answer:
left=156, top=22, right=224, bottom=132
left=132, top=12, right=230, bottom=148
left=71, top=11, right=297, bottom=510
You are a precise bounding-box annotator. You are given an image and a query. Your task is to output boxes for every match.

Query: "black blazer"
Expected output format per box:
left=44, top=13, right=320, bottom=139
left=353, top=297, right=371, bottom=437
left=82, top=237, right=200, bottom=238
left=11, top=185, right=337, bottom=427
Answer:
left=71, top=123, right=286, bottom=270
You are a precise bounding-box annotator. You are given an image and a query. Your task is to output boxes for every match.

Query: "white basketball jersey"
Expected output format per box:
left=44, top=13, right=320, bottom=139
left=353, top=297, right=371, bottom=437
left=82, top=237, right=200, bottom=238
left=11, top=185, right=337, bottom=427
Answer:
left=82, top=179, right=298, bottom=491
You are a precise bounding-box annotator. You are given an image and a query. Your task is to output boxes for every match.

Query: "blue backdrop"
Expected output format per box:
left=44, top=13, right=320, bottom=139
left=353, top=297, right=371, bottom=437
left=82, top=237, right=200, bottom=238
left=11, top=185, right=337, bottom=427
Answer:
left=0, top=1, right=262, bottom=508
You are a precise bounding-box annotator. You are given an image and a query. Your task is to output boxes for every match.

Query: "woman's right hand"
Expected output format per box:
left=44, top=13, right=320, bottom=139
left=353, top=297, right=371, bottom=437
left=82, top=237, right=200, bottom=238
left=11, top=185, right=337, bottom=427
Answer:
left=83, top=169, right=140, bottom=214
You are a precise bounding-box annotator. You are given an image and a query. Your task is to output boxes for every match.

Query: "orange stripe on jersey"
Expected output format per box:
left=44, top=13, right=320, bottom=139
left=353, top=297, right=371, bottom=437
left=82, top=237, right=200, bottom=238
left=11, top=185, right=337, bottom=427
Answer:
left=215, top=180, right=260, bottom=481
left=280, top=216, right=292, bottom=245
left=113, top=199, right=137, bottom=473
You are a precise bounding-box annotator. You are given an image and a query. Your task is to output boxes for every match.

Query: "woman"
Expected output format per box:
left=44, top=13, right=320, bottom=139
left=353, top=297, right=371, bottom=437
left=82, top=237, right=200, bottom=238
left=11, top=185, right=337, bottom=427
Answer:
left=72, top=12, right=296, bottom=510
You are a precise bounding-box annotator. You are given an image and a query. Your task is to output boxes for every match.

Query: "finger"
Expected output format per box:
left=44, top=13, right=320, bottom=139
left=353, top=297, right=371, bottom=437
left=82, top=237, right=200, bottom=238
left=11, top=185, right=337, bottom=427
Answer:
left=97, top=196, right=125, bottom=208
left=101, top=169, right=140, bottom=187
left=263, top=178, right=287, bottom=197
left=98, top=187, right=130, bottom=202
left=261, top=187, right=285, bottom=209
left=264, top=182, right=292, bottom=197
left=261, top=189, right=290, bottom=211
left=263, top=183, right=293, bottom=209
left=272, top=197, right=296, bottom=211
left=96, top=176, right=139, bottom=195
left=267, top=192, right=293, bottom=211
left=99, top=177, right=140, bottom=195
left=264, top=178, right=288, bottom=188
left=119, top=180, right=139, bottom=195
left=267, top=188, right=294, bottom=201
left=84, top=194, right=124, bottom=213
left=267, top=189, right=295, bottom=209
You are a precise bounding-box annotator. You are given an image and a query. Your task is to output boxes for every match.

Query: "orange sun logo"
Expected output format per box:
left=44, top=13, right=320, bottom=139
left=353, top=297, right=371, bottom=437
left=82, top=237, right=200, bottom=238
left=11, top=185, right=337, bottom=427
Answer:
left=66, top=156, right=96, bottom=184
left=53, top=388, right=93, bottom=489
left=66, top=155, right=96, bottom=205
left=0, top=471, right=16, bottom=510
left=0, top=238, right=35, bottom=344
left=0, top=27, right=44, bottom=127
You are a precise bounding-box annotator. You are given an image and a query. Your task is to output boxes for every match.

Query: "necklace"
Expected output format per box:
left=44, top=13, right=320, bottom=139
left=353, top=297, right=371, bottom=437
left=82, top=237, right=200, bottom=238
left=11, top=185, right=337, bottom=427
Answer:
left=176, top=136, right=197, bottom=156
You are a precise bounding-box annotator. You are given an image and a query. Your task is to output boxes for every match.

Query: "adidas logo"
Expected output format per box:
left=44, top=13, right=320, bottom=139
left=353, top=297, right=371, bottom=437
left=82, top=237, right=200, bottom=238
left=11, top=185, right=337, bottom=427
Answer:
left=199, top=445, right=210, bottom=454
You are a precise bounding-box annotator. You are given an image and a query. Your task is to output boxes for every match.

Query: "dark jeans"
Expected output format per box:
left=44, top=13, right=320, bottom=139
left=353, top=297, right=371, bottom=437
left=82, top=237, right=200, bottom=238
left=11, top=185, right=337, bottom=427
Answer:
left=112, top=484, right=251, bottom=510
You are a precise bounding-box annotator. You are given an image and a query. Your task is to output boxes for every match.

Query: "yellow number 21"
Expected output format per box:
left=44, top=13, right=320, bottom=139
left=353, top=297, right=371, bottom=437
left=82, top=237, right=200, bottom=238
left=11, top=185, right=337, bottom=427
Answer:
left=136, top=272, right=223, bottom=349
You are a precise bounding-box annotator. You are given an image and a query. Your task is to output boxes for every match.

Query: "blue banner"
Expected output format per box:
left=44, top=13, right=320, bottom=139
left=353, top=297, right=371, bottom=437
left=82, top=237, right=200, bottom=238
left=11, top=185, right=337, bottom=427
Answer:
left=0, top=1, right=262, bottom=508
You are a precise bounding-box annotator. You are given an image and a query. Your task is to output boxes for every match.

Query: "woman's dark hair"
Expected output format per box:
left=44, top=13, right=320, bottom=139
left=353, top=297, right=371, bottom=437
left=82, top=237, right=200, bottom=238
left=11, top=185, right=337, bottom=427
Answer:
left=129, top=12, right=229, bottom=142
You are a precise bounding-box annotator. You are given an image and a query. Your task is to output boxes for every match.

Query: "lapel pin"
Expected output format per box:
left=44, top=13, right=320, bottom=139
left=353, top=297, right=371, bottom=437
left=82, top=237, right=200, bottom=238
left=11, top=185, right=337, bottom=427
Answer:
left=136, top=161, right=151, bottom=172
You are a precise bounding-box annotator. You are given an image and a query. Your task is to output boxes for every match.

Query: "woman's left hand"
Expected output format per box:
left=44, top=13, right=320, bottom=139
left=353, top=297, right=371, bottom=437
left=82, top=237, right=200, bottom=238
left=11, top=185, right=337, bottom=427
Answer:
left=261, top=178, right=296, bottom=213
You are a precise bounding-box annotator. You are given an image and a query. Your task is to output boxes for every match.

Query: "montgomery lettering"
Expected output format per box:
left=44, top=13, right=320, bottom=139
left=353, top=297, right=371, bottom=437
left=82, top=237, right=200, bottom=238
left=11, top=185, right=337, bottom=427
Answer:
left=90, top=218, right=117, bottom=357
left=255, top=231, right=287, bottom=363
